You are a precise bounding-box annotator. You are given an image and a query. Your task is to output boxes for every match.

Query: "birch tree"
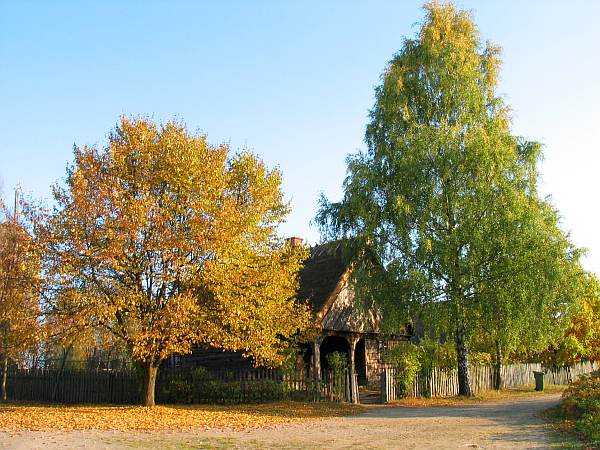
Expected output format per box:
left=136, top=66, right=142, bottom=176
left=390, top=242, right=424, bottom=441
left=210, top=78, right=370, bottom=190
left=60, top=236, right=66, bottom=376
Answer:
left=317, top=2, right=579, bottom=395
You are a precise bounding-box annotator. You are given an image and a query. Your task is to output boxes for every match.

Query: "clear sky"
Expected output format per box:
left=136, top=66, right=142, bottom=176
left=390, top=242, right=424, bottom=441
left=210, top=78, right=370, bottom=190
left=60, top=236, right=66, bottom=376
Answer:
left=1, top=1, right=598, bottom=275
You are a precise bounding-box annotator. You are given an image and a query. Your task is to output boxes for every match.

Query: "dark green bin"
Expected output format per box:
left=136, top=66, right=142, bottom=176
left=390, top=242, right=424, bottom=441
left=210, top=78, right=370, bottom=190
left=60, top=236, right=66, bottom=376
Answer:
left=533, top=371, right=545, bottom=391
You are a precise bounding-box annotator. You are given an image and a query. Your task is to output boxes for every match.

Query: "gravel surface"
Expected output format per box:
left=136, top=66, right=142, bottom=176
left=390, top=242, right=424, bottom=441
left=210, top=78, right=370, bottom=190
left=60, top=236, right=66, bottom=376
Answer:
left=1, top=394, right=568, bottom=449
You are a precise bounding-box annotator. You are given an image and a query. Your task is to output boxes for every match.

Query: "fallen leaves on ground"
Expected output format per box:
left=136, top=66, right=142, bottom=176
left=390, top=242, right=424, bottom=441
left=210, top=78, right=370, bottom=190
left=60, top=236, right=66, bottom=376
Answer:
left=0, top=401, right=364, bottom=431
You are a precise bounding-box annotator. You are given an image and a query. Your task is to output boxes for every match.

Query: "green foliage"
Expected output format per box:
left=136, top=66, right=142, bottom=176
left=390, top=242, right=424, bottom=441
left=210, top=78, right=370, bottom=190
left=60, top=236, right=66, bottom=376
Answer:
left=162, top=378, right=194, bottom=403
left=325, top=352, right=348, bottom=373
left=560, top=371, right=600, bottom=445
left=545, top=335, right=586, bottom=368
left=418, top=338, right=461, bottom=370
left=384, top=343, right=422, bottom=397
left=323, top=352, right=348, bottom=402
left=157, top=368, right=285, bottom=404
left=324, top=352, right=349, bottom=402
left=575, top=412, right=600, bottom=444
left=316, top=1, right=580, bottom=395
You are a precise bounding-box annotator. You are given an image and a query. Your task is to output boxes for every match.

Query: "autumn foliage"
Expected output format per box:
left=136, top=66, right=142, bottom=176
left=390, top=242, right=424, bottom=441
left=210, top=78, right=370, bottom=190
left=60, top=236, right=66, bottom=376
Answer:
left=0, top=201, right=42, bottom=401
left=542, top=273, right=600, bottom=366
left=38, top=117, right=310, bottom=406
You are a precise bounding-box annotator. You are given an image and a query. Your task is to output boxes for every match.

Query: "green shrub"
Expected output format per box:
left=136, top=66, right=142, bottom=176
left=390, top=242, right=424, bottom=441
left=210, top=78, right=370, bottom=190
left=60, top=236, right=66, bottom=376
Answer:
left=253, top=380, right=285, bottom=402
left=575, top=411, right=600, bottom=443
left=384, top=343, right=421, bottom=397
left=202, top=379, right=224, bottom=402
left=423, top=339, right=457, bottom=370
left=158, top=376, right=194, bottom=403
left=325, top=352, right=348, bottom=372
left=560, top=370, right=600, bottom=445
left=156, top=368, right=287, bottom=404
left=325, top=352, right=348, bottom=402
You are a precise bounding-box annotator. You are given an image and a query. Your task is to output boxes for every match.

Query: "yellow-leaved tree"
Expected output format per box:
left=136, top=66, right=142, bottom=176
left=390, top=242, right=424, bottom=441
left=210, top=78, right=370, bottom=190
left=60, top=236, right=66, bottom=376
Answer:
left=0, top=198, right=42, bottom=401
left=38, top=117, right=310, bottom=406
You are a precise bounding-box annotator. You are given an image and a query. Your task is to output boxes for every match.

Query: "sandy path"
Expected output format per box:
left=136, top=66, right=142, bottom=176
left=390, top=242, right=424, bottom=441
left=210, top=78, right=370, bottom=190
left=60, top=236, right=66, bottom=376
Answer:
left=0, top=395, right=565, bottom=449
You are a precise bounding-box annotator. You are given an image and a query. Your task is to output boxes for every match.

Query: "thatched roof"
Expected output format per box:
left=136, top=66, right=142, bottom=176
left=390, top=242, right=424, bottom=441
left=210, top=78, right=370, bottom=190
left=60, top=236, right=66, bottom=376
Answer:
left=298, top=241, right=350, bottom=315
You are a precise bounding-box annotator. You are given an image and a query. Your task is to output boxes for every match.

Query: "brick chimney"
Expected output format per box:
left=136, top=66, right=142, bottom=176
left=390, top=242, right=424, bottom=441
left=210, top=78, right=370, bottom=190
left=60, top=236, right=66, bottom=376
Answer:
left=286, top=236, right=304, bottom=249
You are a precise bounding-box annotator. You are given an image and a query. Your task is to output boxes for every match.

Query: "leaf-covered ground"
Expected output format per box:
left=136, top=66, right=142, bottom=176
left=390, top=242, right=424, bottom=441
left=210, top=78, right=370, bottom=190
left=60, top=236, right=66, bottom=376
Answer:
left=0, top=401, right=364, bottom=431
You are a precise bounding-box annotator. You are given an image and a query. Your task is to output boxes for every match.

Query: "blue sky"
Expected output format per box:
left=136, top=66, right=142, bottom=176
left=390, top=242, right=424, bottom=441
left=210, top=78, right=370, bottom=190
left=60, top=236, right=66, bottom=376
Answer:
left=1, top=1, right=598, bottom=275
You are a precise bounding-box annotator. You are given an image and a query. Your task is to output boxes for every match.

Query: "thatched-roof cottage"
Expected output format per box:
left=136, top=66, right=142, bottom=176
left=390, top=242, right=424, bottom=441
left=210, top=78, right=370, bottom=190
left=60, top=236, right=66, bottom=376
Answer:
left=169, top=239, right=402, bottom=398
left=297, top=240, right=383, bottom=389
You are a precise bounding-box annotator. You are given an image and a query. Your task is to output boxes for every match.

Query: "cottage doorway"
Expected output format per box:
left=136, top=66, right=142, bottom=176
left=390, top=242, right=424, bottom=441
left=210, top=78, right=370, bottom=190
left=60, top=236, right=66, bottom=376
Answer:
left=354, top=338, right=367, bottom=385
left=319, top=335, right=350, bottom=376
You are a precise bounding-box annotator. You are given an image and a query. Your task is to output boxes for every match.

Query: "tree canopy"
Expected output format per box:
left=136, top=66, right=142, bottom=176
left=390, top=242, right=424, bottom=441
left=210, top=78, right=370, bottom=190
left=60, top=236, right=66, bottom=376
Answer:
left=541, top=273, right=600, bottom=366
left=0, top=198, right=42, bottom=400
left=39, top=116, right=310, bottom=405
left=317, top=2, right=580, bottom=395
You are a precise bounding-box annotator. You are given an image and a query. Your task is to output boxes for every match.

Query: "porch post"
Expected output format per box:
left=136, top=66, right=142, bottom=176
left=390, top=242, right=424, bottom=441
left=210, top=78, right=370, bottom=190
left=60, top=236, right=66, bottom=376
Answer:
left=312, top=338, right=322, bottom=383
left=349, top=335, right=359, bottom=404
left=311, top=337, right=323, bottom=401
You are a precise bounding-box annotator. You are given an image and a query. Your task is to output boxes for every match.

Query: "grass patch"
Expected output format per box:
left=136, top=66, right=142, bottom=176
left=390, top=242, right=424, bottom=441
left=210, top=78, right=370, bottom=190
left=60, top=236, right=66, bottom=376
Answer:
left=0, top=401, right=365, bottom=431
left=391, top=384, right=567, bottom=407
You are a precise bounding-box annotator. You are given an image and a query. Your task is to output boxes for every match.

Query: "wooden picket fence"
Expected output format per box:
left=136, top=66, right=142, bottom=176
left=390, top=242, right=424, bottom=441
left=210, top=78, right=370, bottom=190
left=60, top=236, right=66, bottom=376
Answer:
left=381, top=360, right=598, bottom=402
left=7, top=368, right=141, bottom=404
left=545, top=361, right=597, bottom=385
left=6, top=365, right=355, bottom=404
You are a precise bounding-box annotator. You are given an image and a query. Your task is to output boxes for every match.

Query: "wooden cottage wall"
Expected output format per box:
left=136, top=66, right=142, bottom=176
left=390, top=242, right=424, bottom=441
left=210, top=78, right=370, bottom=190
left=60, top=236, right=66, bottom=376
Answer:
left=365, top=338, right=380, bottom=382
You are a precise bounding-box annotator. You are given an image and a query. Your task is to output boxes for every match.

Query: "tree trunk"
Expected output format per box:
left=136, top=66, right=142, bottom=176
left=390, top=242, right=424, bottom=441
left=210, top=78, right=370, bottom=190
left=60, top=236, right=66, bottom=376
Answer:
left=1, top=354, right=7, bottom=401
left=455, top=326, right=472, bottom=396
left=493, top=340, right=502, bottom=390
left=144, top=363, right=158, bottom=407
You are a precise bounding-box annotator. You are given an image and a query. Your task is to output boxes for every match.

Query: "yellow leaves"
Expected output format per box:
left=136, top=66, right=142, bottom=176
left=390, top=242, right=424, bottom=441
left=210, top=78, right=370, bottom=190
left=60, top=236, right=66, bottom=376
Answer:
left=423, top=238, right=433, bottom=253
left=198, top=244, right=311, bottom=366
left=562, top=274, right=600, bottom=362
left=44, top=116, right=310, bottom=378
left=0, top=402, right=363, bottom=431
left=0, top=218, right=42, bottom=359
left=395, top=195, right=411, bottom=215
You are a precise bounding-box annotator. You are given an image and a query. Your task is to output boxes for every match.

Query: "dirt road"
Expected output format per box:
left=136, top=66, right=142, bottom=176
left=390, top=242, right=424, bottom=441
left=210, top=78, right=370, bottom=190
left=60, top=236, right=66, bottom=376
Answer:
left=1, top=395, right=568, bottom=449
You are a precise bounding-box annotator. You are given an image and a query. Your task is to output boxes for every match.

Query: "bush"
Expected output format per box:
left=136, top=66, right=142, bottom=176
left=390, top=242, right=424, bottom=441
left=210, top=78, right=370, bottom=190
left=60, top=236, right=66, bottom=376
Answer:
left=560, top=370, right=600, bottom=445
left=384, top=343, right=421, bottom=397
left=156, top=368, right=286, bottom=404
left=325, top=352, right=348, bottom=372
left=431, top=341, right=458, bottom=370
left=164, top=378, right=194, bottom=403
left=576, top=411, right=600, bottom=443
left=325, top=352, right=348, bottom=402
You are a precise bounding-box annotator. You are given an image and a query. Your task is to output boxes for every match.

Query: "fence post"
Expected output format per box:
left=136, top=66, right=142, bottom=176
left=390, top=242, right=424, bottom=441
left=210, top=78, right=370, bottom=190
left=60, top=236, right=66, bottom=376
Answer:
left=381, top=366, right=395, bottom=403
left=380, top=368, right=387, bottom=403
